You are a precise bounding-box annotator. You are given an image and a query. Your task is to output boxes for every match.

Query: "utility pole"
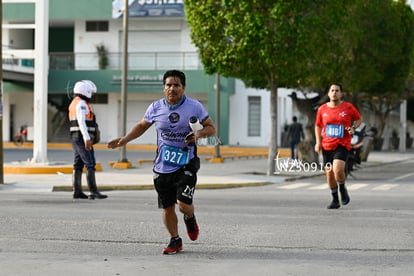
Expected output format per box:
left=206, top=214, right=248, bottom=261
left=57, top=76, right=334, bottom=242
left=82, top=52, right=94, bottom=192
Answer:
left=399, top=99, right=407, bottom=153
left=31, top=0, right=48, bottom=163
left=119, top=0, right=129, bottom=163
left=0, top=0, right=4, bottom=184
left=214, top=73, right=221, bottom=158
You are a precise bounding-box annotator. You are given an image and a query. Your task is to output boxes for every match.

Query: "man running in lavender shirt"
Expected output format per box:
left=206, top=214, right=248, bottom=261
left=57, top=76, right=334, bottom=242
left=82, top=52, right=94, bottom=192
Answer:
left=108, top=70, right=216, bottom=254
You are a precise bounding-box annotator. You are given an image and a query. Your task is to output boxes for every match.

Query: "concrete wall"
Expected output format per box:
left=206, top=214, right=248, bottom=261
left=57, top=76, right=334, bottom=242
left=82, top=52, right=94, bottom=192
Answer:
left=229, top=80, right=299, bottom=147
left=361, top=109, right=414, bottom=150
left=74, top=19, right=193, bottom=55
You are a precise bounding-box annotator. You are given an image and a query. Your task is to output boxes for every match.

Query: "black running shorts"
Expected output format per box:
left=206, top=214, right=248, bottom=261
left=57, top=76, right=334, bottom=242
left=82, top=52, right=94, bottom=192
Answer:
left=153, top=167, right=197, bottom=209
left=322, top=144, right=349, bottom=166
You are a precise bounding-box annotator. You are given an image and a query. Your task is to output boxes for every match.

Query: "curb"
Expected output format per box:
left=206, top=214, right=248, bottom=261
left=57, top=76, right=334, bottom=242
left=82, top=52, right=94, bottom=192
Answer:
left=4, top=143, right=286, bottom=174
left=51, top=181, right=275, bottom=192
left=4, top=162, right=104, bottom=174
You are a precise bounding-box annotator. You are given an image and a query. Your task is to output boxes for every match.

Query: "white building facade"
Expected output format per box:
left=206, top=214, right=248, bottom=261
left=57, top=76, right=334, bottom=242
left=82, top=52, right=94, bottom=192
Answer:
left=3, top=0, right=408, bottom=150
left=2, top=0, right=300, bottom=148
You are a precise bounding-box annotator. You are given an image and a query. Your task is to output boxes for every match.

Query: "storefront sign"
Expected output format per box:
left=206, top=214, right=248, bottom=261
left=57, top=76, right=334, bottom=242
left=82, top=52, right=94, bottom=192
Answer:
left=111, top=74, right=164, bottom=86
left=112, top=0, right=184, bottom=18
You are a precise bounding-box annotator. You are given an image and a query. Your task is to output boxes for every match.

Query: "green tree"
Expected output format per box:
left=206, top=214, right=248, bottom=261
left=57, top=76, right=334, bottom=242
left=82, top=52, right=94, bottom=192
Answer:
left=347, top=0, right=414, bottom=146
left=96, top=43, right=108, bottom=70
left=292, top=0, right=414, bottom=151
left=184, top=0, right=352, bottom=175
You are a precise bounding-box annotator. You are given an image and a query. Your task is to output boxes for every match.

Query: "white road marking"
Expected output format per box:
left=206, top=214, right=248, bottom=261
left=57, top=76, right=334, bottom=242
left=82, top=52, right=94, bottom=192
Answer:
left=279, top=183, right=313, bottom=189
left=276, top=182, right=403, bottom=192
left=346, top=184, right=368, bottom=190
left=390, top=172, right=414, bottom=182
left=372, top=184, right=399, bottom=191
left=309, top=184, right=328, bottom=190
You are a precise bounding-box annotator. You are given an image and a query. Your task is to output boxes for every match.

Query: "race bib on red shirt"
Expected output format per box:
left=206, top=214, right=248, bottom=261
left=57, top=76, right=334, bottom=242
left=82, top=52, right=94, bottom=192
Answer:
left=325, top=124, right=344, bottom=138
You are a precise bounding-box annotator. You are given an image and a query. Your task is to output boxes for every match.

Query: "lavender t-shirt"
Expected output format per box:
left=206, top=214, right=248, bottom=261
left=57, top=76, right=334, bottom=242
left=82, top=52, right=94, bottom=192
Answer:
left=144, top=96, right=209, bottom=173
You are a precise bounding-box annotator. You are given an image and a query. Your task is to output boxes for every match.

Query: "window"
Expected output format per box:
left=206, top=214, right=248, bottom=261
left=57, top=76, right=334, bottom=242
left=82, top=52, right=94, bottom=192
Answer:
left=248, top=96, right=261, bottom=136
left=86, top=21, right=109, bottom=32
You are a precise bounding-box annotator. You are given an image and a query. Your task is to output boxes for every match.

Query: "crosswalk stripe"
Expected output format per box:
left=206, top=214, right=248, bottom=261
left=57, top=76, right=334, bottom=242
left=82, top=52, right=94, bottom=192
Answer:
left=390, top=172, right=414, bottom=182
left=345, top=184, right=368, bottom=190
left=276, top=182, right=403, bottom=191
left=309, top=184, right=328, bottom=190
left=372, top=184, right=399, bottom=191
left=279, top=183, right=313, bottom=189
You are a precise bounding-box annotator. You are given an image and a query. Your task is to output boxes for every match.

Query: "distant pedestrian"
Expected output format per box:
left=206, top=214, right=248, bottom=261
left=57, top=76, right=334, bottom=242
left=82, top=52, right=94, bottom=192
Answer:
left=68, top=80, right=107, bottom=200
left=314, top=83, right=362, bottom=209
left=107, top=70, right=216, bottom=254
left=287, top=116, right=304, bottom=160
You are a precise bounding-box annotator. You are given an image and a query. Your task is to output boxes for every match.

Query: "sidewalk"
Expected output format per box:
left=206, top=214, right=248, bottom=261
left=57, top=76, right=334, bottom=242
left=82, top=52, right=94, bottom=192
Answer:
left=2, top=147, right=414, bottom=193
left=2, top=156, right=283, bottom=193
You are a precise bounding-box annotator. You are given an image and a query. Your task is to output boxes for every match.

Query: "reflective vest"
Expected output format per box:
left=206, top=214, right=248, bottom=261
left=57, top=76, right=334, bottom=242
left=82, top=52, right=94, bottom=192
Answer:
left=68, top=96, right=97, bottom=137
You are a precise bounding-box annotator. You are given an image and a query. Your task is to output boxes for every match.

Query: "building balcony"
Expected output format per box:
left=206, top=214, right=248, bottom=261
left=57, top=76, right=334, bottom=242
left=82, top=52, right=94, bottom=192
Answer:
left=50, top=51, right=203, bottom=71
left=2, top=51, right=203, bottom=81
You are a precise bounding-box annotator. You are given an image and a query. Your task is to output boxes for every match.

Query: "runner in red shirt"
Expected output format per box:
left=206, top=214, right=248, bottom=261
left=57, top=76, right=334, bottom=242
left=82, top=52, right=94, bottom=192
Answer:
left=315, top=83, right=362, bottom=209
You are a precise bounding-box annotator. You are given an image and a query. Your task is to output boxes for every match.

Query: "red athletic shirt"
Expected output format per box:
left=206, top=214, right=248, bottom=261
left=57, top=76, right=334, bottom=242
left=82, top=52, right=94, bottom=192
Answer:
left=315, top=101, right=361, bottom=151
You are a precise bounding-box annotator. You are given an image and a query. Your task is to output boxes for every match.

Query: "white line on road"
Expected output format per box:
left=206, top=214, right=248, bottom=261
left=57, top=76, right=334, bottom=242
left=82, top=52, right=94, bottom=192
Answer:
left=276, top=182, right=402, bottom=192
left=309, top=184, right=328, bottom=190
left=372, top=184, right=399, bottom=191
left=279, top=183, right=313, bottom=189
left=390, top=172, right=414, bottom=182
left=347, top=184, right=369, bottom=190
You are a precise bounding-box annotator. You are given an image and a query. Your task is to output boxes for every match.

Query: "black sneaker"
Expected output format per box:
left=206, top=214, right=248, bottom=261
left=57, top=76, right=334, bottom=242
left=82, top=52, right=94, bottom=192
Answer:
left=89, top=191, right=108, bottom=200
left=184, top=215, right=199, bottom=241
left=340, top=186, right=350, bottom=205
left=163, top=237, right=183, bottom=255
left=73, top=191, right=88, bottom=199
left=327, top=200, right=340, bottom=209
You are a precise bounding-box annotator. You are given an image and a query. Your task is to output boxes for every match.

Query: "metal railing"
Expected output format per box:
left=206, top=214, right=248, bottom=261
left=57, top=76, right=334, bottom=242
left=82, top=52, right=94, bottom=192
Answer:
left=2, top=57, right=35, bottom=74
left=50, top=51, right=203, bottom=71
left=2, top=51, right=203, bottom=76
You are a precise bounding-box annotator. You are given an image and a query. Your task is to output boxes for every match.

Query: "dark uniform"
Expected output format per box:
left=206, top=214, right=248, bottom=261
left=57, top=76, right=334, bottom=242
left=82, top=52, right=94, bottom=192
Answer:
left=68, top=80, right=107, bottom=199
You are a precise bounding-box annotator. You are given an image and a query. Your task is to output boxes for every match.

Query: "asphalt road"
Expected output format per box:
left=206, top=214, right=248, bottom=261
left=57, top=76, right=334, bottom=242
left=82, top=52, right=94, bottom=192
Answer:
left=0, top=151, right=413, bottom=275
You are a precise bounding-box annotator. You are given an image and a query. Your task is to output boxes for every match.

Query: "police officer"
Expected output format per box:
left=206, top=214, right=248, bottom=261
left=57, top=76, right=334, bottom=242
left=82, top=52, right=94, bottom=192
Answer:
left=68, top=80, right=107, bottom=199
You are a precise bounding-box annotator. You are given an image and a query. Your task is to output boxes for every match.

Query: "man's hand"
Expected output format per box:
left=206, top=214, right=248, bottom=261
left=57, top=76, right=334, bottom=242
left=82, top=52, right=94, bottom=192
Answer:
left=107, top=137, right=124, bottom=149
left=184, top=132, right=196, bottom=144
left=314, top=143, right=322, bottom=154
left=85, top=140, right=93, bottom=151
left=346, top=126, right=355, bottom=135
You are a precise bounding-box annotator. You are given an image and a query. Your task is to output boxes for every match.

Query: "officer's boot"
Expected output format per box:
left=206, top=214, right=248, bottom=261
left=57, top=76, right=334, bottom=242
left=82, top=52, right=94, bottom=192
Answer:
left=72, top=170, right=88, bottom=199
left=86, top=170, right=108, bottom=199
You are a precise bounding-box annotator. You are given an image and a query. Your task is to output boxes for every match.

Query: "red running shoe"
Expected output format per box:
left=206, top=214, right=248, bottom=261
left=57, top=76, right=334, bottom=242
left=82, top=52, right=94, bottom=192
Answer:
left=163, top=237, right=183, bottom=255
left=184, top=215, right=199, bottom=241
